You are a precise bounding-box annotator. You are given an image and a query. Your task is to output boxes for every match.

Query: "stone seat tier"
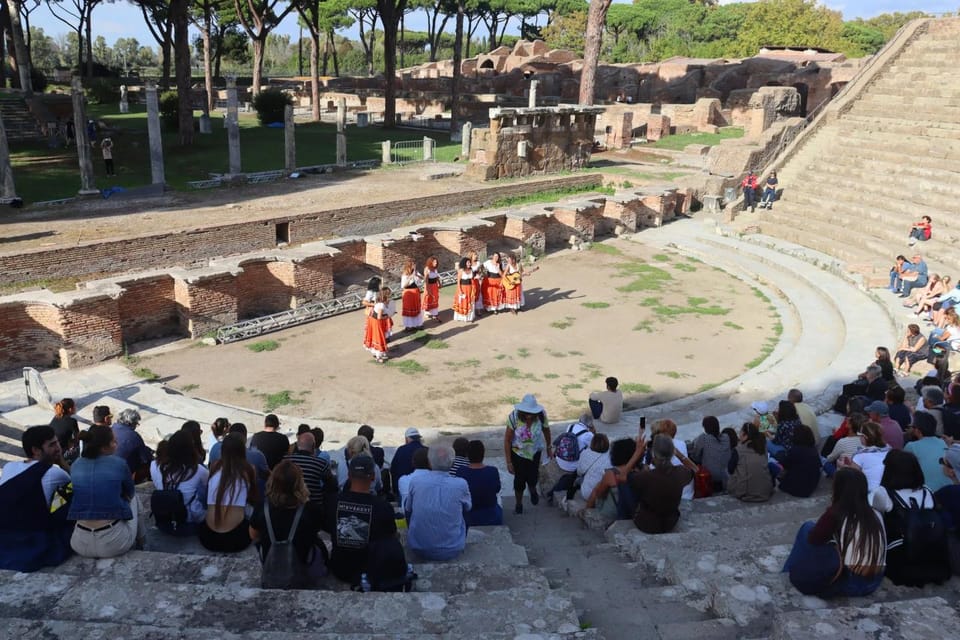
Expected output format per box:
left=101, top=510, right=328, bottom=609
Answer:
left=781, top=126, right=960, bottom=171
left=846, top=102, right=960, bottom=126
left=779, top=141, right=960, bottom=184
left=828, top=125, right=960, bottom=156
left=862, top=79, right=960, bottom=100
left=841, top=112, right=960, bottom=135
left=771, top=597, right=960, bottom=640
left=849, top=92, right=960, bottom=108
left=0, top=571, right=586, bottom=637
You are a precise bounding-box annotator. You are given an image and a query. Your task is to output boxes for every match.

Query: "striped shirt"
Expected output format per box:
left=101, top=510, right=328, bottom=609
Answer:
left=284, top=452, right=331, bottom=506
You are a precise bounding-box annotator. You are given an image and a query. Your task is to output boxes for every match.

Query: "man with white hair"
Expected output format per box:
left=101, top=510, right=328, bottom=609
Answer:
left=404, top=444, right=472, bottom=561
left=112, top=409, right=153, bottom=482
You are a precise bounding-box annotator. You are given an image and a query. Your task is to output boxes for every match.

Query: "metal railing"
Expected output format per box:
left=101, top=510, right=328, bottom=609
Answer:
left=390, top=137, right=435, bottom=164
left=216, top=269, right=458, bottom=343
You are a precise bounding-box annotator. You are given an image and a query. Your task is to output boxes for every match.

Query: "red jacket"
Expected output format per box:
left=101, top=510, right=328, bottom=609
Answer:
left=741, top=175, right=758, bottom=190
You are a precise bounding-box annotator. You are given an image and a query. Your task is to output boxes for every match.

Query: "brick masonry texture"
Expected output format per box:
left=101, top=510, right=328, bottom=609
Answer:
left=0, top=178, right=692, bottom=371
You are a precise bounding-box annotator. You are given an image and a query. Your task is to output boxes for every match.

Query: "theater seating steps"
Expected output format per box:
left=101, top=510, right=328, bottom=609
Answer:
left=0, top=93, right=42, bottom=142
left=739, top=17, right=960, bottom=286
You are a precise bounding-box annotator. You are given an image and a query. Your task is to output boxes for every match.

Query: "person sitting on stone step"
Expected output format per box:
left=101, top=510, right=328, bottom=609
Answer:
left=783, top=467, right=885, bottom=597
left=149, top=430, right=208, bottom=536
left=627, top=435, right=694, bottom=534
left=908, top=215, right=932, bottom=246
left=576, top=433, right=610, bottom=501
left=760, top=171, right=778, bottom=209
left=397, top=447, right=431, bottom=508
left=0, top=425, right=74, bottom=572
left=776, top=425, right=821, bottom=498
left=112, top=409, right=154, bottom=484
left=727, top=423, right=775, bottom=503
left=582, top=436, right=647, bottom=521
left=283, top=432, right=336, bottom=529
left=900, top=253, right=929, bottom=299
left=904, top=411, right=948, bottom=492
left=689, top=416, right=731, bottom=491
left=404, top=445, right=471, bottom=561
left=934, top=444, right=960, bottom=575
left=824, top=413, right=867, bottom=477
left=251, top=414, right=290, bottom=471
left=840, top=421, right=891, bottom=493
left=449, top=437, right=470, bottom=477
left=338, top=435, right=384, bottom=495
left=456, top=440, right=503, bottom=526
left=209, top=423, right=270, bottom=497
left=889, top=255, right=913, bottom=294
left=198, top=434, right=259, bottom=553
left=865, top=400, right=904, bottom=451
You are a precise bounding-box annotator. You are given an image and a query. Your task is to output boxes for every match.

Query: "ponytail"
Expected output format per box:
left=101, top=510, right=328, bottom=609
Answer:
left=54, top=398, right=76, bottom=419
left=78, top=424, right=113, bottom=459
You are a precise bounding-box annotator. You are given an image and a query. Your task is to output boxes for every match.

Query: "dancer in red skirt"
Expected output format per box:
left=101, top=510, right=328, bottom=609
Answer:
left=482, top=252, right=505, bottom=314
left=363, top=287, right=391, bottom=362
left=503, top=253, right=524, bottom=314
left=400, top=259, right=424, bottom=331
left=453, top=257, right=476, bottom=323
left=422, top=255, right=441, bottom=322
left=469, top=250, right=483, bottom=311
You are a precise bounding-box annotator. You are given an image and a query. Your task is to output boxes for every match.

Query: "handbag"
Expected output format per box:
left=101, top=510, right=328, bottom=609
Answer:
left=693, top=466, right=713, bottom=499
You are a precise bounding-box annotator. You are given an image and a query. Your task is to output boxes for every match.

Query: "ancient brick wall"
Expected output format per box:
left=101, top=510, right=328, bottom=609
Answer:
left=292, top=256, right=335, bottom=306
left=175, top=274, right=239, bottom=338
left=0, top=302, right=63, bottom=369
left=236, top=260, right=295, bottom=319
left=59, top=295, right=123, bottom=369
left=116, top=276, right=181, bottom=345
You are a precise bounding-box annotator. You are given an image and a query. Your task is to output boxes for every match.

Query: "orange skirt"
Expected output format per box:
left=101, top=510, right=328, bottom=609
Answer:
left=482, top=276, right=504, bottom=310
left=423, top=282, right=440, bottom=314
left=504, top=282, right=523, bottom=308
left=402, top=288, right=422, bottom=317
left=453, top=281, right=475, bottom=321
left=363, top=314, right=388, bottom=356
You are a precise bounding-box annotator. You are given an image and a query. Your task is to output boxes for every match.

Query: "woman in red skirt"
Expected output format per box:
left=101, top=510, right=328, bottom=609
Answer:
left=453, top=257, right=476, bottom=323
left=469, top=250, right=483, bottom=310
left=422, top=256, right=441, bottom=322
left=363, top=287, right=391, bottom=362
left=400, top=259, right=424, bottom=331
left=482, top=252, right=505, bottom=314
left=503, top=253, right=524, bottom=314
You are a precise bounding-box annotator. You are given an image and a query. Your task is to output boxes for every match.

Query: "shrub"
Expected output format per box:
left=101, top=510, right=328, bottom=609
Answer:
left=160, top=91, right=179, bottom=129
left=31, top=69, right=49, bottom=93
left=85, top=78, right=121, bottom=105
left=252, top=89, right=293, bottom=125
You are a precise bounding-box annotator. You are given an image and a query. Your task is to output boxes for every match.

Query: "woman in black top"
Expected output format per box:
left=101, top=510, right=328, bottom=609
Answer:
left=49, top=398, right=79, bottom=465
left=777, top=425, right=822, bottom=497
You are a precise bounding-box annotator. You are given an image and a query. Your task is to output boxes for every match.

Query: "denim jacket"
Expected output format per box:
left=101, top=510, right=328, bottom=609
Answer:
left=67, top=455, right=134, bottom=521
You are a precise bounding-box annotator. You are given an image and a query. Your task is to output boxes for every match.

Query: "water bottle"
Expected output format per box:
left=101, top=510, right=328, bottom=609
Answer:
left=360, top=572, right=371, bottom=593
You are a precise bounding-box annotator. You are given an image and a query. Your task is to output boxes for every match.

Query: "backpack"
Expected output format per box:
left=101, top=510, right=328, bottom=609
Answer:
left=151, top=470, right=192, bottom=533
left=886, top=488, right=950, bottom=585
left=554, top=425, right=589, bottom=463
left=261, top=504, right=312, bottom=589
left=361, top=536, right=417, bottom=592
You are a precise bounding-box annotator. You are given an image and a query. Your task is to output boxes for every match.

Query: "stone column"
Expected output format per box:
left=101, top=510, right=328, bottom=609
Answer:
left=119, top=85, right=129, bottom=113
left=423, top=137, right=434, bottom=161
left=71, top=77, right=98, bottom=196
left=144, top=82, right=165, bottom=186
left=284, top=104, right=296, bottom=172
left=226, top=77, right=242, bottom=176
left=198, top=90, right=212, bottom=134
left=0, top=115, right=16, bottom=199
left=461, top=121, right=472, bottom=157
left=528, top=80, right=539, bottom=109
left=336, top=98, right=347, bottom=167
left=381, top=140, right=391, bottom=164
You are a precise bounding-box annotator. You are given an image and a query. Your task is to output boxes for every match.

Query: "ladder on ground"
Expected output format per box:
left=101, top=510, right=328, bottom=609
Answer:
left=216, top=270, right=458, bottom=343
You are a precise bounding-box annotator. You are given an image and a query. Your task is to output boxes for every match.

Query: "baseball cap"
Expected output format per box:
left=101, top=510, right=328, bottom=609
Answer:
left=751, top=401, right=769, bottom=414
left=864, top=401, right=889, bottom=416
left=348, top=455, right=376, bottom=477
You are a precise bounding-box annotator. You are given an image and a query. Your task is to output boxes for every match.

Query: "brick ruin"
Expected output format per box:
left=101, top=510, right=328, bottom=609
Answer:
left=0, top=186, right=689, bottom=371
left=464, top=106, right=603, bottom=180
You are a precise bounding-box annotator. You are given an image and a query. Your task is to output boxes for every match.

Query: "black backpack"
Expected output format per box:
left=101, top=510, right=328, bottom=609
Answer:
left=261, top=504, right=312, bottom=589
left=887, top=488, right=950, bottom=585
left=151, top=470, right=192, bottom=533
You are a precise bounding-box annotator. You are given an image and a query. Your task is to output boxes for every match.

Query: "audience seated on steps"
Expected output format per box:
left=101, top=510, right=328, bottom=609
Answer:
left=783, top=468, right=886, bottom=598
left=576, top=433, right=610, bottom=501
left=68, top=424, right=147, bottom=559
left=935, top=444, right=960, bottom=576
left=832, top=362, right=889, bottom=415
left=628, top=435, right=695, bottom=534
left=845, top=421, right=891, bottom=493
left=540, top=412, right=595, bottom=502
left=777, top=425, right=822, bottom=498
left=582, top=436, right=645, bottom=521
left=0, top=425, right=74, bottom=571
left=404, top=445, right=471, bottom=561
left=889, top=254, right=912, bottom=294
left=589, top=376, right=623, bottom=425
left=206, top=417, right=230, bottom=465
left=788, top=388, right=821, bottom=443
left=283, top=432, right=336, bottom=529
left=904, top=411, right=948, bottom=492
left=449, top=437, right=470, bottom=477
left=689, top=416, right=731, bottom=492
left=750, top=401, right=777, bottom=438
left=198, top=433, right=259, bottom=553
left=338, top=436, right=384, bottom=495
left=865, top=400, right=904, bottom=450
left=900, top=253, right=929, bottom=300
left=112, top=409, right=154, bottom=484
left=249, top=460, right=326, bottom=589
left=210, top=423, right=269, bottom=497
left=398, top=448, right=430, bottom=507
left=251, top=414, right=290, bottom=471
left=49, top=398, right=80, bottom=464
left=918, top=386, right=947, bottom=437
left=824, top=413, right=868, bottom=477
left=456, top=440, right=503, bottom=526
left=767, top=401, right=802, bottom=459
left=150, top=430, right=208, bottom=537
left=652, top=419, right=694, bottom=501
left=727, top=423, right=775, bottom=503
left=872, top=449, right=951, bottom=587
left=390, top=427, right=426, bottom=497
left=330, top=455, right=411, bottom=591
left=179, top=420, right=207, bottom=465
left=886, top=386, right=912, bottom=432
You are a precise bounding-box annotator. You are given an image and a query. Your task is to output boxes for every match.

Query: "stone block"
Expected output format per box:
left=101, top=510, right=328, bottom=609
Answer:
left=772, top=597, right=960, bottom=640
left=646, top=115, right=671, bottom=142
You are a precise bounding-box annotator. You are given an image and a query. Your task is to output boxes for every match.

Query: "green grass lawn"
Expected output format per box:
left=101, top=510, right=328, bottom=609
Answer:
left=648, top=126, right=744, bottom=151
left=10, top=104, right=460, bottom=203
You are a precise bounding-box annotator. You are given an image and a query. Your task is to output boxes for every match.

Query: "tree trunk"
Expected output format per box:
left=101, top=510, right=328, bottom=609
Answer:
left=331, top=29, right=339, bottom=76
left=201, top=27, right=214, bottom=113
left=172, top=0, right=193, bottom=146
left=366, top=28, right=375, bottom=76
left=310, top=33, right=320, bottom=121
left=379, top=0, right=404, bottom=128
left=320, top=32, right=328, bottom=76
left=252, top=37, right=264, bottom=95
left=84, top=12, right=93, bottom=77
left=579, top=0, right=612, bottom=105
left=160, top=39, right=172, bottom=90
left=7, top=0, right=31, bottom=93
left=399, top=10, right=404, bottom=68
left=450, top=1, right=463, bottom=137
left=213, top=24, right=224, bottom=79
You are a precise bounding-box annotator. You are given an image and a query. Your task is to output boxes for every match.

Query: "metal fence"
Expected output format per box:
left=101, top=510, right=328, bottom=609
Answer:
left=390, top=138, right=435, bottom=164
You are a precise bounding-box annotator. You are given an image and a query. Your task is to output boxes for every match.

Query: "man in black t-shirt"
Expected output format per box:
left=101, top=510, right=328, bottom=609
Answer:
left=329, top=456, right=402, bottom=585
left=251, top=414, right=290, bottom=470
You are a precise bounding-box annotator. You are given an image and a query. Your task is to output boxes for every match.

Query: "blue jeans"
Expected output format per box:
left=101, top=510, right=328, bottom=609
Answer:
left=889, top=271, right=903, bottom=291
left=762, top=188, right=776, bottom=205
left=902, top=277, right=927, bottom=298
left=744, top=188, right=756, bottom=210
left=783, top=521, right=884, bottom=598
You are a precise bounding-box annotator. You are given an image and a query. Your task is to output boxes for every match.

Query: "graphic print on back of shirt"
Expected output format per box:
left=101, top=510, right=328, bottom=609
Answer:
left=337, top=500, right=373, bottom=548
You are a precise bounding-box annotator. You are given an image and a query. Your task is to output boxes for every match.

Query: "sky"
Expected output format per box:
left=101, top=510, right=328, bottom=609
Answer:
left=26, top=1, right=959, bottom=56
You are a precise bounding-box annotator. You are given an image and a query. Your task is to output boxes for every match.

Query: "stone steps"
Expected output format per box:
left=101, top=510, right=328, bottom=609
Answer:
left=771, top=597, right=960, bottom=640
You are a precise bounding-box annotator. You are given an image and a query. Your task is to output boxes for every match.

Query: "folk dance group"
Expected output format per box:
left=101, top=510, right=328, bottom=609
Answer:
left=363, top=252, right=525, bottom=362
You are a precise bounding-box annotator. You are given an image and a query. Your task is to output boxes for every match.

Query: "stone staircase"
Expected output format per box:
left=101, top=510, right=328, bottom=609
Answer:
left=0, top=92, right=43, bottom=143
left=739, top=17, right=960, bottom=286
left=0, top=518, right=597, bottom=639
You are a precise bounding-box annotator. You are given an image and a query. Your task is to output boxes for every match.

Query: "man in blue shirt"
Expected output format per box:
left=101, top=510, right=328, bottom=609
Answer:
left=905, top=412, right=948, bottom=492
left=390, top=427, right=425, bottom=495
left=404, top=444, right=471, bottom=561
left=900, top=253, right=928, bottom=298
left=112, top=409, right=153, bottom=482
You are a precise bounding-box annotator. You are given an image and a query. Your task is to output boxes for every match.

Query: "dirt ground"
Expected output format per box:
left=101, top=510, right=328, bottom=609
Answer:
left=141, top=237, right=777, bottom=427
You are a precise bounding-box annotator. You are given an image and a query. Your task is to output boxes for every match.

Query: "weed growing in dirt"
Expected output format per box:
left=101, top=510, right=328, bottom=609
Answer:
left=581, top=301, right=611, bottom=309
left=133, top=367, right=159, bottom=381
left=649, top=297, right=731, bottom=318
left=568, top=350, right=584, bottom=356
left=247, top=340, right=280, bottom=352
left=634, top=320, right=655, bottom=333
left=259, top=390, right=305, bottom=412
left=652, top=254, right=671, bottom=262
left=724, top=321, right=744, bottom=330
left=517, top=348, right=530, bottom=358
left=499, top=396, right=521, bottom=406
left=673, top=262, right=697, bottom=272
left=180, top=384, right=199, bottom=392
left=494, top=354, right=508, bottom=360
left=544, top=373, right=560, bottom=379
left=698, top=382, right=720, bottom=393
left=445, top=358, right=481, bottom=367
left=589, top=243, right=622, bottom=256
left=550, top=317, right=575, bottom=329
left=234, top=386, right=246, bottom=393
left=385, top=360, right=428, bottom=374
left=615, top=261, right=672, bottom=292
left=580, top=363, right=603, bottom=379
left=657, top=371, right=691, bottom=379
left=620, top=382, right=653, bottom=394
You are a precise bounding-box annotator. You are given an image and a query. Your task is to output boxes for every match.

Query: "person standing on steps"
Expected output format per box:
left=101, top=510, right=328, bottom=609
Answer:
left=100, top=138, right=115, bottom=177
left=505, top=394, right=552, bottom=514
left=760, top=171, right=778, bottom=209
left=740, top=170, right=759, bottom=213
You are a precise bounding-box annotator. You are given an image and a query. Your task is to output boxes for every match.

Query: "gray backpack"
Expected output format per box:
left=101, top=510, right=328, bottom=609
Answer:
left=261, top=504, right=311, bottom=589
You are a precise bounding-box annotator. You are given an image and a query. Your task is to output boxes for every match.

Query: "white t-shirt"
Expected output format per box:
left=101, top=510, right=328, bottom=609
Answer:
left=483, top=260, right=501, bottom=275
left=672, top=439, right=694, bottom=501
left=557, top=424, right=594, bottom=473
left=871, top=486, right=934, bottom=514
left=852, top=447, right=891, bottom=493
left=206, top=470, right=249, bottom=508
left=578, top=450, right=609, bottom=500
left=0, top=460, right=70, bottom=506
left=401, top=273, right=422, bottom=288
left=150, top=461, right=210, bottom=524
